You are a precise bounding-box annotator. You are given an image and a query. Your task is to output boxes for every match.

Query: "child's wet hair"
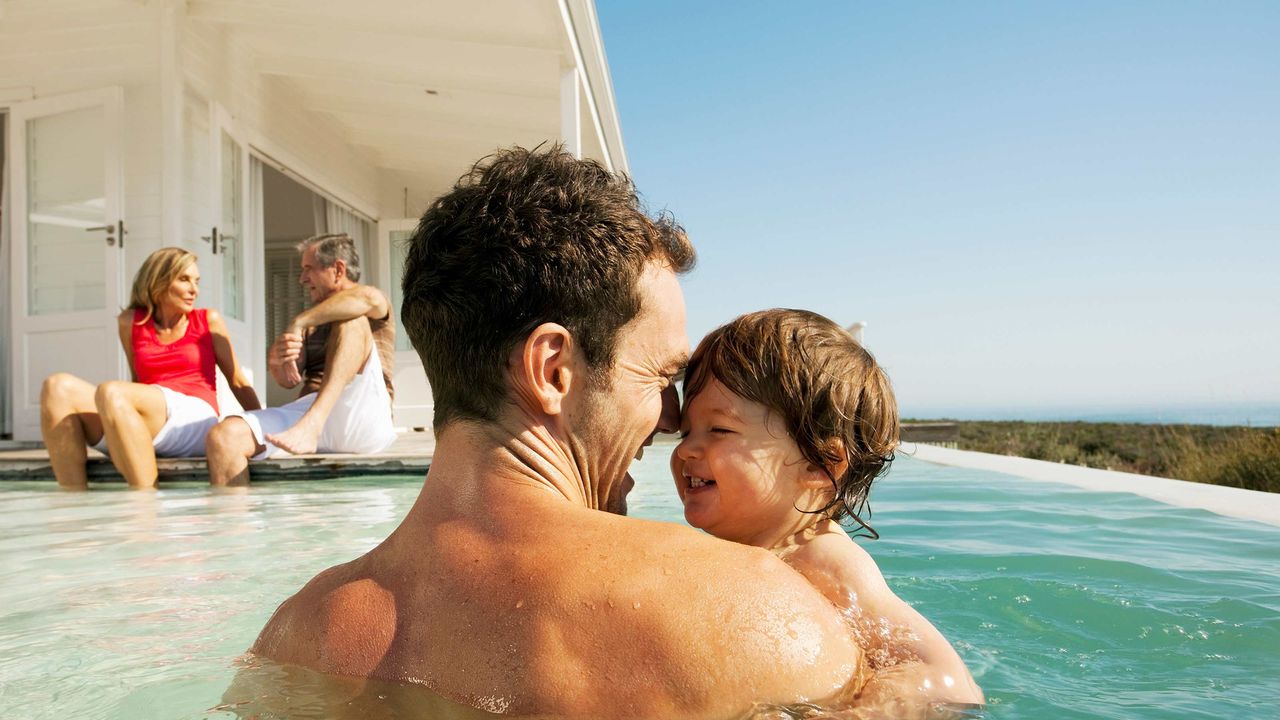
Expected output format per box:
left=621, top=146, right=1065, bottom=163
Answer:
left=682, top=309, right=899, bottom=538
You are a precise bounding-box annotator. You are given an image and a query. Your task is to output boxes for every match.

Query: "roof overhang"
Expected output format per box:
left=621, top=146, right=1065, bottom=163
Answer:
left=187, top=0, right=627, bottom=190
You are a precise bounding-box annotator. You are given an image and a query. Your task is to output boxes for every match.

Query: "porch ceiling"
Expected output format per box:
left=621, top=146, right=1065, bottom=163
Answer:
left=188, top=0, right=575, bottom=185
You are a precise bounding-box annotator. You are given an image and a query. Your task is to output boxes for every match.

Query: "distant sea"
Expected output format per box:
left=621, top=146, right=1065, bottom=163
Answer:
left=904, top=403, right=1280, bottom=428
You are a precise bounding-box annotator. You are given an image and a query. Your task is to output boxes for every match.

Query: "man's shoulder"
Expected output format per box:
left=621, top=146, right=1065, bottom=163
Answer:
left=619, top=515, right=860, bottom=707
left=352, top=282, right=387, bottom=298
left=353, top=283, right=392, bottom=320
left=558, top=515, right=863, bottom=710
left=451, top=507, right=861, bottom=714
left=251, top=558, right=396, bottom=675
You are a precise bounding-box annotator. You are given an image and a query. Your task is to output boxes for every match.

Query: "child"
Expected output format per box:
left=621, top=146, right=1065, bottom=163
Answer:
left=670, top=309, right=983, bottom=713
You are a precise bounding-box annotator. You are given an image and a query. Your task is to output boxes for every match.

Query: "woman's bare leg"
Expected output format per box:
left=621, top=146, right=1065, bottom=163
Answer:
left=40, top=373, right=105, bottom=490
left=94, top=381, right=168, bottom=489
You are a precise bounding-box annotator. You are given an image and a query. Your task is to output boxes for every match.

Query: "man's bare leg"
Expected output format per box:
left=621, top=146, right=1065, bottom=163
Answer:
left=95, top=381, right=168, bottom=490
left=40, top=373, right=105, bottom=490
left=206, top=417, right=263, bottom=487
left=266, top=318, right=372, bottom=455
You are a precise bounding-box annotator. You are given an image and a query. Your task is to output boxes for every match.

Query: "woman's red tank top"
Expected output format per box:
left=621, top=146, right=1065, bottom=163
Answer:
left=131, top=307, right=219, bottom=414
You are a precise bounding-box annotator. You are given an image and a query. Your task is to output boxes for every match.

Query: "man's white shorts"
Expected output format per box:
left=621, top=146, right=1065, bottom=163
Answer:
left=93, top=386, right=219, bottom=458
left=228, top=347, right=396, bottom=459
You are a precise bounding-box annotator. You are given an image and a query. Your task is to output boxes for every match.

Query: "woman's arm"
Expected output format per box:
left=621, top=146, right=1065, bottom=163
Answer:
left=208, top=310, right=262, bottom=412
left=117, top=310, right=138, bottom=382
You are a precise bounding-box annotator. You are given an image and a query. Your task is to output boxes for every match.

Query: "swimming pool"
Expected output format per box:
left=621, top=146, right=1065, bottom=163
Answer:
left=1, top=444, right=1276, bottom=718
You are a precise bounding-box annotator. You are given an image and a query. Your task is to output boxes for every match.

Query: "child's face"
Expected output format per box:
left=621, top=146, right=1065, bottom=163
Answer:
left=671, top=377, right=828, bottom=548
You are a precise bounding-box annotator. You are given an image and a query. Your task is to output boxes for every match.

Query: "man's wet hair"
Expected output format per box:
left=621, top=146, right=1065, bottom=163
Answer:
left=401, top=145, right=695, bottom=431
left=683, top=309, right=899, bottom=538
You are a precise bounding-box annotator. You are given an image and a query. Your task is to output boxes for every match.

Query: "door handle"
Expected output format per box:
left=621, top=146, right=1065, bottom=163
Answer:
left=201, top=227, right=220, bottom=255
left=85, top=222, right=124, bottom=247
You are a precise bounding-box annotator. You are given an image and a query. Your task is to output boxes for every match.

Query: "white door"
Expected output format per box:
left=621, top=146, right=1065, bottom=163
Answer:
left=8, top=88, right=126, bottom=441
left=379, top=219, right=433, bottom=430
left=211, top=107, right=259, bottom=412
left=213, top=106, right=250, bottom=343
left=183, top=88, right=220, bottom=301
left=185, top=94, right=258, bottom=413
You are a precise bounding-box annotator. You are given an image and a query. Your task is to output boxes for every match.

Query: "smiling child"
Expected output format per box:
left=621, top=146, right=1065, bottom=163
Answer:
left=671, top=308, right=983, bottom=712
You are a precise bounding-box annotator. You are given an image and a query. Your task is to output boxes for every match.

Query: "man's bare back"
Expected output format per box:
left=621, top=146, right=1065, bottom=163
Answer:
left=250, top=148, right=865, bottom=719
left=254, top=458, right=863, bottom=718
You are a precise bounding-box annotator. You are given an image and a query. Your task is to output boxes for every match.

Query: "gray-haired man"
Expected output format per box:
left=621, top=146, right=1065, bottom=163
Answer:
left=205, top=234, right=396, bottom=486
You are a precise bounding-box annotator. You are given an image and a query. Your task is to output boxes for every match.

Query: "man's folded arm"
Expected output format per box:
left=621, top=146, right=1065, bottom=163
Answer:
left=287, top=286, right=390, bottom=336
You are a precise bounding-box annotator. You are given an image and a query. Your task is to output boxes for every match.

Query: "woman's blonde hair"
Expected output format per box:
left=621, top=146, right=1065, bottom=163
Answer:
left=128, top=247, right=197, bottom=324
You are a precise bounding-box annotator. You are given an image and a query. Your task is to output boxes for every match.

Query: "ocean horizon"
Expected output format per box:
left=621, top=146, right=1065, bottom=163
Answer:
left=903, top=403, right=1280, bottom=428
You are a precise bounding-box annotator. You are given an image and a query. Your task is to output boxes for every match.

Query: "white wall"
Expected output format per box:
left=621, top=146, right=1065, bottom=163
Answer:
left=177, top=11, right=379, bottom=216
left=172, top=6, right=382, bottom=402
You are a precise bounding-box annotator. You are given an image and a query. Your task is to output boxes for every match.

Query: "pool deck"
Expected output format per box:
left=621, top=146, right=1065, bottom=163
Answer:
left=0, top=431, right=435, bottom=483
left=904, top=442, right=1280, bottom=527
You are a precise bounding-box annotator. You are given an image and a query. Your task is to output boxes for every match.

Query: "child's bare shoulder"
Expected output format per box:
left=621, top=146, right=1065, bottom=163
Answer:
left=782, top=529, right=892, bottom=607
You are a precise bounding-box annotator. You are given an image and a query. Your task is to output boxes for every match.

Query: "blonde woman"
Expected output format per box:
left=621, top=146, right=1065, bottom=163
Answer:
left=40, top=247, right=260, bottom=489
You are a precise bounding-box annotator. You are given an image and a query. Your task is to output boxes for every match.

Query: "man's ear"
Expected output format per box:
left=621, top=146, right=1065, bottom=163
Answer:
left=331, top=259, right=347, bottom=283
left=516, top=322, right=575, bottom=416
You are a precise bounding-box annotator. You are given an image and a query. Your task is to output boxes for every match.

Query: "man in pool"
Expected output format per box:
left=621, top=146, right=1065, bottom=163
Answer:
left=250, top=147, right=866, bottom=718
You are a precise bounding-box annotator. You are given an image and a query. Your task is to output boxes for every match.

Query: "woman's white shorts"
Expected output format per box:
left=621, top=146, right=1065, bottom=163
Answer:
left=93, top=386, right=219, bottom=458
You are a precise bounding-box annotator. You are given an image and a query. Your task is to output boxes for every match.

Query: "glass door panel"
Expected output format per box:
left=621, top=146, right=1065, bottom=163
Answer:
left=220, top=129, right=244, bottom=320
left=7, top=87, right=124, bottom=440
left=379, top=219, right=431, bottom=429
left=26, top=106, right=108, bottom=315
left=387, top=229, right=413, bottom=352
left=183, top=88, right=218, bottom=300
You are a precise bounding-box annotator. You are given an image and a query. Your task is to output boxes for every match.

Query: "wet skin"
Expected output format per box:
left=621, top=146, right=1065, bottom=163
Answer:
left=250, top=262, right=866, bottom=719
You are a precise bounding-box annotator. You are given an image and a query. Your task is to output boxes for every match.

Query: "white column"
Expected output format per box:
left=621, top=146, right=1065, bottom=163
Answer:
left=159, top=0, right=185, bottom=251
left=560, top=67, right=582, bottom=159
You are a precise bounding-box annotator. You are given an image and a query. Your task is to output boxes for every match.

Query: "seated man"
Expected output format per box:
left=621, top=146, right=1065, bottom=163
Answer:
left=205, top=233, right=396, bottom=486
left=249, top=148, right=865, bottom=718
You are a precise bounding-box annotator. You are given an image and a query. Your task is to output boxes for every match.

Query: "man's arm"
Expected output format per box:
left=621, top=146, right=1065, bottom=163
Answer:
left=267, top=333, right=303, bottom=389
left=286, top=285, right=390, bottom=336
left=268, top=285, right=389, bottom=390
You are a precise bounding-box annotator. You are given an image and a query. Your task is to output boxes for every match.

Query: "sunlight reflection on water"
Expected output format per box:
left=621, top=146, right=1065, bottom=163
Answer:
left=0, top=449, right=1277, bottom=718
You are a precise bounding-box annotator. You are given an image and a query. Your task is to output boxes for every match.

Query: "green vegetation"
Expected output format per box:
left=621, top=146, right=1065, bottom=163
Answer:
left=906, top=420, right=1280, bottom=494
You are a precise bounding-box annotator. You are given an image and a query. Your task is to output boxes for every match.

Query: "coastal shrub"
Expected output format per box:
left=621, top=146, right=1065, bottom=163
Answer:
left=1172, top=427, right=1280, bottom=493
left=939, top=420, right=1279, bottom=493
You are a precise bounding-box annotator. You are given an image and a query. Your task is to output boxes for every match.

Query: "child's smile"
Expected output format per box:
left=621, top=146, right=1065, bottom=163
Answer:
left=671, top=378, right=829, bottom=548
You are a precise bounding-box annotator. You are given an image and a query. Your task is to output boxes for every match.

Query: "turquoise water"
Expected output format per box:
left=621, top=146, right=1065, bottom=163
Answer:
left=1, top=447, right=1278, bottom=718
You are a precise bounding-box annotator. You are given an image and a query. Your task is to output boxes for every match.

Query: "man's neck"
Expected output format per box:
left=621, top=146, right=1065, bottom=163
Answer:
left=415, top=419, right=598, bottom=518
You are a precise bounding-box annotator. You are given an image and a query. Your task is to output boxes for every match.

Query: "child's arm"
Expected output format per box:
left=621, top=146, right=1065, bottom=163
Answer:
left=784, top=532, right=984, bottom=709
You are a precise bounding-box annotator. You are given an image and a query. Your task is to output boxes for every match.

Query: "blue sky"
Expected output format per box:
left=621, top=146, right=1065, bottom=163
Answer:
left=596, top=1, right=1280, bottom=417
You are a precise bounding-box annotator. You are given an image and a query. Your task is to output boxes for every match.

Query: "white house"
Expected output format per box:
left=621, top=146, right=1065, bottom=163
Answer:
left=0, top=0, right=627, bottom=441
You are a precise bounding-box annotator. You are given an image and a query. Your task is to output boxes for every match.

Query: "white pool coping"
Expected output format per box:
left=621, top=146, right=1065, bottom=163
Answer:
left=901, top=443, right=1280, bottom=527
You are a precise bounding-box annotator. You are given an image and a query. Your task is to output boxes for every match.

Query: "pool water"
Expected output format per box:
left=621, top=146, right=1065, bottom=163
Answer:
left=1, top=444, right=1277, bottom=719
